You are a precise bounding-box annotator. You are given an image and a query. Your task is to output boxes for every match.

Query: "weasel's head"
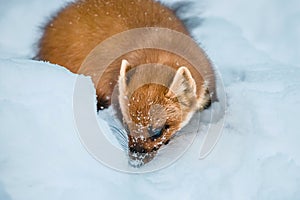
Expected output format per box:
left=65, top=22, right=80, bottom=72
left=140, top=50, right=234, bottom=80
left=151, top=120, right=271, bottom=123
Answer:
left=118, top=60, right=199, bottom=167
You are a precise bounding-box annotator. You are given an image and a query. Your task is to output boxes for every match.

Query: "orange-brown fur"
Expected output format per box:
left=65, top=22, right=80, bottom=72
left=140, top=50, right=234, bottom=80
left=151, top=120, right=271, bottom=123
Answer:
left=36, top=0, right=214, bottom=107
left=37, top=0, right=216, bottom=166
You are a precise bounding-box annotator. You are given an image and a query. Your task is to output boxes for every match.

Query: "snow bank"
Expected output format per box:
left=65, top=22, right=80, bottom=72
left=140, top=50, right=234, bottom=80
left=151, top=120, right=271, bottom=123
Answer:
left=203, top=0, right=300, bottom=66
left=1, top=0, right=300, bottom=199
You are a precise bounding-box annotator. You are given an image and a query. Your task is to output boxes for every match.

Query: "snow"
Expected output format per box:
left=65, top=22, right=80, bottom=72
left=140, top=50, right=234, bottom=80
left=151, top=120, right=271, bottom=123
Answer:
left=1, top=0, right=300, bottom=199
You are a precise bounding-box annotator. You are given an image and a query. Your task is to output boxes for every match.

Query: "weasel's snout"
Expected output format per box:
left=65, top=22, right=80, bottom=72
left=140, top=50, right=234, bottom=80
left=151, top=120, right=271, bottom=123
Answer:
left=129, top=145, right=147, bottom=154
left=128, top=148, right=157, bottom=168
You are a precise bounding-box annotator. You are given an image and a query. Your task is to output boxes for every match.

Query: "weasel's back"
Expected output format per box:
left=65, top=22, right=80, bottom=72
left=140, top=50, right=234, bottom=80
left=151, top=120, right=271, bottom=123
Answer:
left=36, top=0, right=189, bottom=72
left=37, top=0, right=216, bottom=110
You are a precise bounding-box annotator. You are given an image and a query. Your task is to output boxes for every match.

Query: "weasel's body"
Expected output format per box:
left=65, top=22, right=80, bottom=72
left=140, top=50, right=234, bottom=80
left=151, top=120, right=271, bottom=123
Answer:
left=37, top=0, right=216, bottom=166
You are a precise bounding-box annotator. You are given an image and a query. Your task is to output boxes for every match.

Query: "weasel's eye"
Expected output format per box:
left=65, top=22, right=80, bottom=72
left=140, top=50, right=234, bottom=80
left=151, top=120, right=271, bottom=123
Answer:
left=149, top=128, right=163, bottom=140
left=149, top=124, right=170, bottom=140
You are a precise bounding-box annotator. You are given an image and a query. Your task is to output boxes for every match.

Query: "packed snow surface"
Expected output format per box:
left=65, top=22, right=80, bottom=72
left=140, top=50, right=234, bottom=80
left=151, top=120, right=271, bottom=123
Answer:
left=1, top=0, right=300, bottom=199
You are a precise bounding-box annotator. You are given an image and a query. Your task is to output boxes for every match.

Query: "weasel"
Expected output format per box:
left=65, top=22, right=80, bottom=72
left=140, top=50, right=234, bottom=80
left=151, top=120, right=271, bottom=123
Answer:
left=36, top=0, right=216, bottom=166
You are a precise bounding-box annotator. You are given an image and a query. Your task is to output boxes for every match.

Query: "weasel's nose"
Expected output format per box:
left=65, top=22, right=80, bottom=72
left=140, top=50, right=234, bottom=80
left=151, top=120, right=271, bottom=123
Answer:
left=129, top=145, right=147, bottom=154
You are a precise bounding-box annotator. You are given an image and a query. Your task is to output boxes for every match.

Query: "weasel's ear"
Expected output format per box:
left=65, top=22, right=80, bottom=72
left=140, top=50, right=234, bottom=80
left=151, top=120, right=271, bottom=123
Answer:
left=119, top=59, right=130, bottom=88
left=166, top=67, right=197, bottom=107
left=120, top=59, right=130, bottom=78
left=118, top=59, right=131, bottom=121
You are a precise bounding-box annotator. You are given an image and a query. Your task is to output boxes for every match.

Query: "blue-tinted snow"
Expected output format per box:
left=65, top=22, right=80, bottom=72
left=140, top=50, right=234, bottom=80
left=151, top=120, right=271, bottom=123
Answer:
left=0, top=0, right=299, bottom=199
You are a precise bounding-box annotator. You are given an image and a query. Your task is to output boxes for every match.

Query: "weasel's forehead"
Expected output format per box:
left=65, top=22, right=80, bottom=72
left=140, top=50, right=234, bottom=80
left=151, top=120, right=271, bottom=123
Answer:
left=128, top=103, right=168, bottom=125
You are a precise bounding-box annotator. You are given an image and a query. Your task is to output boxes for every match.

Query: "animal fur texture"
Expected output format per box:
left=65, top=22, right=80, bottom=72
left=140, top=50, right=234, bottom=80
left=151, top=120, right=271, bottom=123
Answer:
left=36, top=0, right=216, bottom=166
